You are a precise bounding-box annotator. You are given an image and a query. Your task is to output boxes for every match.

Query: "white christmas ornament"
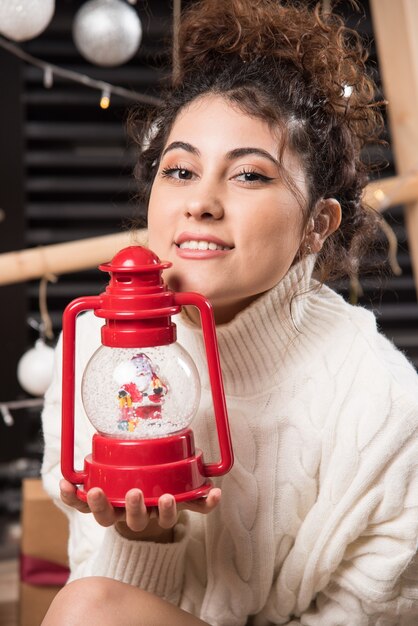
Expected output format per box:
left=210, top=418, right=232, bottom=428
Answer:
left=0, top=0, right=55, bottom=42
left=17, top=339, right=55, bottom=397
left=73, top=0, right=142, bottom=67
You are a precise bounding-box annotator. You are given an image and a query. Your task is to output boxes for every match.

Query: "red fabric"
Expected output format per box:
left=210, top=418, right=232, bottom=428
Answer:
left=20, top=553, right=70, bottom=586
left=120, top=382, right=143, bottom=402
left=134, top=405, right=162, bottom=419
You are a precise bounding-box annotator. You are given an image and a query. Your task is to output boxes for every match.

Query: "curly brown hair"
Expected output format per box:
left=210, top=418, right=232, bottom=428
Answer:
left=129, top=0, right=385, bottom=282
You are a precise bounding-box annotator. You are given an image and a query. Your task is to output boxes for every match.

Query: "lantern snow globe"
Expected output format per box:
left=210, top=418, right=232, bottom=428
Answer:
left=61, top=246, right=233, bottom=506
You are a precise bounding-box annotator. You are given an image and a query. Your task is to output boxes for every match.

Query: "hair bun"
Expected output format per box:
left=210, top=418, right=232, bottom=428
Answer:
left=177, top=0, right=291, bottom=81
left=177, top=0, right=371, bottom=115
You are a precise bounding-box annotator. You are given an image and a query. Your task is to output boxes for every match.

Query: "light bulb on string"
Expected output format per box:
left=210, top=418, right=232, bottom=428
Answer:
left=43, top=65, right=54, bottom=88
left=0, top=36, right=163, bottom=108
left=0, top=405, right=14, bottom=427
left=343, top=84, right=353, bottom=98
left=100, top=89, right=111, bottom=109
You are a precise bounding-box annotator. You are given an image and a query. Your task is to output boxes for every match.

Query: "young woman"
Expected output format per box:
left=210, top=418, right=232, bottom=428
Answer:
left=41, top=2, right=418, bottom=624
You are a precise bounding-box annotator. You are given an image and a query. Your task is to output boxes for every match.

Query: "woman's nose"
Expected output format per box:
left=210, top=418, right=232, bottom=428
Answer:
left=184, top=192, right=224, bottom=220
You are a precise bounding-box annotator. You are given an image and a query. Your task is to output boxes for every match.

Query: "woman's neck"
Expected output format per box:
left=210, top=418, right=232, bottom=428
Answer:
left=184, top=293, right=266, bottom=326
left=175, top=255, right=324, bottom=396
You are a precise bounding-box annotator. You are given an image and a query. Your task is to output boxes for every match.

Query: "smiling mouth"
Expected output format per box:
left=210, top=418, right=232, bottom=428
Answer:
left=176, top=240, right=232, bottom=251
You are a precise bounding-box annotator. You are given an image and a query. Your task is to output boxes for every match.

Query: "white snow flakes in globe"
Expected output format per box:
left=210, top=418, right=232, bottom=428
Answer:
left=0, top=0, right=55, bottom=42
left=73, top=0, right=142, bottom=67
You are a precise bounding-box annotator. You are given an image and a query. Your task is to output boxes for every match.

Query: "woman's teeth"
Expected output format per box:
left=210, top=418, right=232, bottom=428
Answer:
left=178, top=240, right=230, bottom=250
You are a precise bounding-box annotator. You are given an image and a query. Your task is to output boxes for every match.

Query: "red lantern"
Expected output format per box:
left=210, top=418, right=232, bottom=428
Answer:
left=61, top=246, right=233, bottom=506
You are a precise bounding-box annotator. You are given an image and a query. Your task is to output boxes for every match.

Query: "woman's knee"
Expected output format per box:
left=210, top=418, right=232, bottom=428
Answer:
left=42, top=577, right=127, bottom=625
left=42, top=576, right=207, bottom=626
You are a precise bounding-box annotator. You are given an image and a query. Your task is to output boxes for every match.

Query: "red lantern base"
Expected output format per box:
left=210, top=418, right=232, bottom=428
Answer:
left=76, top=429, right=212, bottom=507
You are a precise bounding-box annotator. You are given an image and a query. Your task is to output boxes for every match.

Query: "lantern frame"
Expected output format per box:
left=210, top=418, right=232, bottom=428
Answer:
left=61, top=246, right=234, bottom=506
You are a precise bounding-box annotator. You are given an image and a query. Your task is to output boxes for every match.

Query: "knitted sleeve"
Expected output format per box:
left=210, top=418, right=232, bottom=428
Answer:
left=259, top=350, right=418, bottom=626
left=41, top=313, right=189, bottom=604
left=299, top=388, right=418, bottom=625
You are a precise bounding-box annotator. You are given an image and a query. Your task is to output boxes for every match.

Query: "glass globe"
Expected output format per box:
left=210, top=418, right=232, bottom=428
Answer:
left=82, top=343, right=201, bottom=439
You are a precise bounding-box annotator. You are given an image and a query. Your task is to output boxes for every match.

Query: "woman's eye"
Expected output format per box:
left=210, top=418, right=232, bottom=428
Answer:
left=234, top=170, right=273, bottom=183
left=161, top=167, right=194, bottom=181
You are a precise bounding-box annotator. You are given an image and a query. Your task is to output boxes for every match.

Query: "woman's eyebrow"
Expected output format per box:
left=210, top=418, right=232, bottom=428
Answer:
left=226, top=147, right=279, bottom=168
left=161, top=142, right=279, bottom=169
left=162, top=141, right=200, bottom=157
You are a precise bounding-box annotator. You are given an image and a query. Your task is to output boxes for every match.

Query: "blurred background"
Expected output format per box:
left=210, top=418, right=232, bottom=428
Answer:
left=0, top=0, right=417, bottom=622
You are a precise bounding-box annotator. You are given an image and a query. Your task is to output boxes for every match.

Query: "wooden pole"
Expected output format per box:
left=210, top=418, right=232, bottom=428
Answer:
left=364, top=171, right=418, bottom=212
left=0, top=229, right=147, bottom=287
left=370, top=0, right=418, bottom=294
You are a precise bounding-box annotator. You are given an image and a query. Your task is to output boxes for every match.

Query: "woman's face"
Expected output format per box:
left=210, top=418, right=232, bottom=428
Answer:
left=147, top=94, right=308, bottom=324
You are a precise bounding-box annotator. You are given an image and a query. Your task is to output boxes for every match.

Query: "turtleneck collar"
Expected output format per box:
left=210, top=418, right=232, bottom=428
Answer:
left=174, top=254, right=342, bottom=396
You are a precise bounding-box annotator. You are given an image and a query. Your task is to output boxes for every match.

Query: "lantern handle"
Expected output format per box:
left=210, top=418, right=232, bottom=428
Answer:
left=61, top=296, right=102, bottom=485
left=173, top=293, right=234, bottom=477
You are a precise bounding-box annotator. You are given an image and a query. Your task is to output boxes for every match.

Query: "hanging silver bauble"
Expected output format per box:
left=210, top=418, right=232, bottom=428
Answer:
left=0, top=0, right=55, bottom=42
left=73, top=0, right=142, bottom=68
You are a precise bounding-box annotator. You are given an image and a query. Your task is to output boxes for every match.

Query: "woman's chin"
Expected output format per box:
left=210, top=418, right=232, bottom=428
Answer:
left=164, top=271, right=211, bottom=297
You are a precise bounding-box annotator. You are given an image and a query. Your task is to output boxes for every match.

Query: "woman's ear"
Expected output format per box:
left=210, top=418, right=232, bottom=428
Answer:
left=307, top=198, right=341, bottom=253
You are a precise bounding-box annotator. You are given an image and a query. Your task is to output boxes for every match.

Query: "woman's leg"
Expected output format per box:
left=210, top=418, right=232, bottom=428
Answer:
left=42, top=577, right=210, bottom=626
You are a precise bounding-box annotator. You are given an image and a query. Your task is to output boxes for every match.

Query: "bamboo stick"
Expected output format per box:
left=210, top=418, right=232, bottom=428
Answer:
left=0, top=170, right=418, bottom=288
left=370, top=0, right=418, bottom=294
left=0, top=229, right=147, bottom=287
left=364, top=172, right=418, bottom=212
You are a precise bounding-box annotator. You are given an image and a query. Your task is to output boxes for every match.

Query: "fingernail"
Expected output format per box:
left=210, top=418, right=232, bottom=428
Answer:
left=163, top=496, right=174, bottom=509
left=89, top=490, right=101, bottom=502
left=129, top=490, right=141, bottom=505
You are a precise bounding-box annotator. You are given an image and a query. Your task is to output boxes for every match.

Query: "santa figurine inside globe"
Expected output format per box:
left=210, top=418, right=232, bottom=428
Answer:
left=114, top=352, right=168, bottom=431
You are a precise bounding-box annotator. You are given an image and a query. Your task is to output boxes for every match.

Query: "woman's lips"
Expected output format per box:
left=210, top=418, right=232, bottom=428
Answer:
left=174, top=233, right=234, bottom=259
left=175, top=232, right=233, bottom=249
left=175, top=247, right=231, bottom=259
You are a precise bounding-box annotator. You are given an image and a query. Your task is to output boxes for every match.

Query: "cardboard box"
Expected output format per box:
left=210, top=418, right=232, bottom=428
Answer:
left=19, top=478, right=69, bottom=626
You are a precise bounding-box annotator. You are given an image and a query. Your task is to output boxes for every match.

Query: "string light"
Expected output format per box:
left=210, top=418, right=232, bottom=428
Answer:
left=0, top=405, right=14, bottom=426
left=43, top=65, right=53, bottom=88
left=100, top=88, right=111, bottom=109
left=343, top=84, right=353, bottom=98
left=0, top=35, right=162, bottom=107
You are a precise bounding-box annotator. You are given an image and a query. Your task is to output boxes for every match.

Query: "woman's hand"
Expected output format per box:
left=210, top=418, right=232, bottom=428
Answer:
left=59, top=479, right=221, bottom=540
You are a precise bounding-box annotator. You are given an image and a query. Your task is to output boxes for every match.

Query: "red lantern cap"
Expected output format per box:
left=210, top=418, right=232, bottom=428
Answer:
left=95, top=246, right=180, bottom=348
left=99, top=246, right=167, bottom=272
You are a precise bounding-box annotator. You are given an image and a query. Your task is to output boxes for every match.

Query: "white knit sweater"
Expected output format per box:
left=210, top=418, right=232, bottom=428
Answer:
left=42, top=257, right=418, bottom=626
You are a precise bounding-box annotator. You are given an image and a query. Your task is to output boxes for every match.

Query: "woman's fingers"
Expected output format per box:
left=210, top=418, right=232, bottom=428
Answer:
left=60, top=479, right=221, bottom=530
left=157, top=494, right=178, bottom=529
left=60, top=480, right=122, bottom=527
left=179, top=487, right=222, bottom=514
left=86, top=488, right=120, bottom=527
left=125, top=489, right=149, bottom=532
left=59, top=479, right=91, bottom=513
left=156, top=488, right=221, bottom=526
